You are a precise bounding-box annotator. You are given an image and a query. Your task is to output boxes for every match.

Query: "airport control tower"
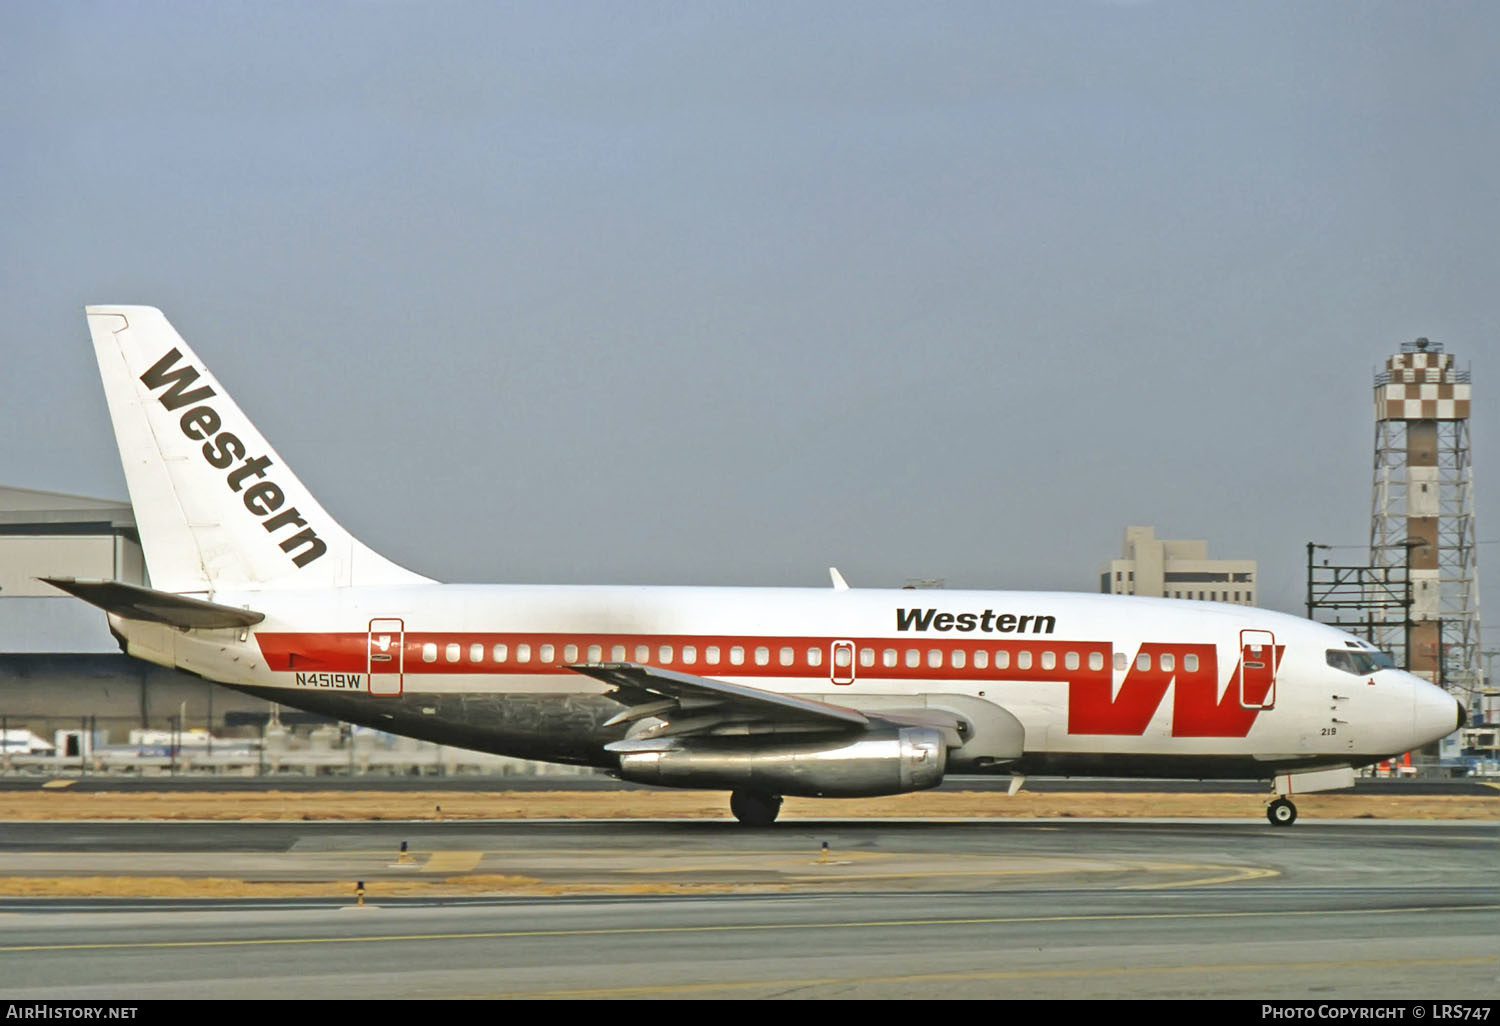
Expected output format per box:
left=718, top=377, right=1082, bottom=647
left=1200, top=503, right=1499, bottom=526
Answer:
left=1370, top=339, right=1484, bottom=721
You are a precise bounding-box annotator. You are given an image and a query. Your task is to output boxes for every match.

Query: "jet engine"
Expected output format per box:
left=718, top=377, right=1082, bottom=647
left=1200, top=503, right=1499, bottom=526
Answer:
left=609, top=727, right=946, bottom=798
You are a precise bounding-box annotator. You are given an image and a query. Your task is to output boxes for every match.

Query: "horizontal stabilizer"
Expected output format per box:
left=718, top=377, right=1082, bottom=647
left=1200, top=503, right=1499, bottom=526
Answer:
left=41, top=577, right=264, bottom=630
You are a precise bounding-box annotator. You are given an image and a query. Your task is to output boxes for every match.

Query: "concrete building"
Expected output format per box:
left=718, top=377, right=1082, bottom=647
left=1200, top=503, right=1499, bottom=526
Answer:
left=0, top=486, right=142, bottom=652
left=1099, top=525, right=1257, bottom=604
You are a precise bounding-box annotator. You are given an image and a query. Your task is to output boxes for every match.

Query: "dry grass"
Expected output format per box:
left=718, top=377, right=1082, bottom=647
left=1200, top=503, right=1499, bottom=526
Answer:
left=0, top=874, right=784, bottom=898
left=0, top=787, right=1492, bottom=821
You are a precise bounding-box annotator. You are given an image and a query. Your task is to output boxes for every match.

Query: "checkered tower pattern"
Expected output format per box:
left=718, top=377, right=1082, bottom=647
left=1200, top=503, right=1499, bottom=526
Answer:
left=1370, top=340, right=1482, bottom=719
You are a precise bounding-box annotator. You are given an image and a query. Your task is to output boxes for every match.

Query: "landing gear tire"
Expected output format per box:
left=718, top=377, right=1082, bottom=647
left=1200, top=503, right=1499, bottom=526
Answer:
left=730, top=789, right=783, bottom=826
left=1267, top=797, right=1297, bottom=827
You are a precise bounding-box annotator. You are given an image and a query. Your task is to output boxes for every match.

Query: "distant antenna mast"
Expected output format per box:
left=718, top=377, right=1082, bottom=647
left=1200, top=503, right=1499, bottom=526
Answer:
left=1370, top=337, right=1483, bottom=720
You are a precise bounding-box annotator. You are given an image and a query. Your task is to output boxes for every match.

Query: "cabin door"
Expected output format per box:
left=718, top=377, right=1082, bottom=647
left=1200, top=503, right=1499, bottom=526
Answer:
left=1238, top=629, right=1277, bottom=710
left=368, top=618, right=405, bottom=697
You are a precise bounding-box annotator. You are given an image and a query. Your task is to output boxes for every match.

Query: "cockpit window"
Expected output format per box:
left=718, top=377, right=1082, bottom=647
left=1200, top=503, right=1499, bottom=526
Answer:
left=1326, top=649, right=1396, bottom=675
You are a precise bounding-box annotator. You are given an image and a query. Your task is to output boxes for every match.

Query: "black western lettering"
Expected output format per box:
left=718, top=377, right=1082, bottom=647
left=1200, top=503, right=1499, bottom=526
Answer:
left=179, top=405, right=220, bottom=440
left=242, top=481, right=284, bottom=515
left=140, top=349, right=216, bottom=410
left=894, top=608, right=1058, bottom=635
left=263, top=507, right=307, bottom=533
left=896, top=608, right=938, bottom=632
left=280, top=529, right=327, bottom=568
left=227, top=454, right=274, bottom=491
left=202, top=432, right=245, bottom=469
left=141, top=348, right=326, bottom=571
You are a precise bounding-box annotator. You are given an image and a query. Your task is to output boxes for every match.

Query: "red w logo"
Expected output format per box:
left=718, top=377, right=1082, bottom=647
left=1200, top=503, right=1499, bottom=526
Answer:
left=1068, top=640, right=1282, bottom=738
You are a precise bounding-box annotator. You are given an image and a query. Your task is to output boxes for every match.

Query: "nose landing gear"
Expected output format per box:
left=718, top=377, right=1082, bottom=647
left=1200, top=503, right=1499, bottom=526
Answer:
left=1266, top=797, right=1297, bottom=826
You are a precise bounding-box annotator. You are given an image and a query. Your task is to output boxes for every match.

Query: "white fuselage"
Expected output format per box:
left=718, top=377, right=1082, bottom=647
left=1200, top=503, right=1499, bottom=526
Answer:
left=109, top=583, right=1460, bottom=778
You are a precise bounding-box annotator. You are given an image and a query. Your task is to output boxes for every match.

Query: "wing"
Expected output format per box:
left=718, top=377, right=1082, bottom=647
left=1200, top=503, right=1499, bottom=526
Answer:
left=566, top=662, right=870, bottom=740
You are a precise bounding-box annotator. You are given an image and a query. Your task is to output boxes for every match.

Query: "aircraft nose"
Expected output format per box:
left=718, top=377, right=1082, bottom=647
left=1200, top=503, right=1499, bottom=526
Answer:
left=1411, top=677, right=1464, bottom=747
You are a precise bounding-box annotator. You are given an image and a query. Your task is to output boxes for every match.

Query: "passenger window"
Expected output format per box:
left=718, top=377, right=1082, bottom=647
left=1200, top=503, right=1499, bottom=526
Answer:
left=994, top=650, right=1009, bottom=669
left=539, top=644, right=555, bottom=663
left=807, top=647, right=822, bottom=667
left=563, top=644, right=579, bottom=663
left=588, top=644, right=603, bottom=663
left=1016, top=651, right=1031, bottom=670
left=906, top=649, right=920, bottom=668
left=635, top=645, right=650, bottom=663
left=928, top=649, right=942, bottom=669
left=952, top=649, right=966, bottom=669
left=1040, top=651, right=1056, bottom=670
left=730, top=646, right=745, bottom=666
left=882, top=648, right=897, bottom=668
left=1160, top=653, right=1174, bottom=673
left=445, top=643, right=460, bottom=663
left=859, top=647, right=875, bottom=668
left=706, top=645, right=721, bottom=665
left=1088, top=651, right=1103, bottom=671
left=659, top=645, right=674, bottom=664
left=610, top=645, right=625, bottom=662
left=469, top=643, right=483, bottom=663
left=516, top=643, right=531, bottom=663
left=492, top=643, right=507, bottom=663
left=422, top=643, right=437, bottom=663
left=973, top=650, right=988, bottom=669
left=1136, top=653, right=1151, bottom=671
left=835, top=647, right=853, bottom=668
left=1114, top=651, right=1127, bottom=671
left=755, top=646, right=770, bottom=666
left=682, top=645, right=697, bottom=665
left=1185, top=653, right=1199, bottom=672
left=1065, top=651, right=1079, bottom=671
left=780, top=646, right=795, bottom=666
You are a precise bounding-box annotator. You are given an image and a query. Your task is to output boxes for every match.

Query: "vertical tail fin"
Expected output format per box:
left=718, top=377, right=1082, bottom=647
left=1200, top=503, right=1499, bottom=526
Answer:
left=86, top=306, right=433, bottom=593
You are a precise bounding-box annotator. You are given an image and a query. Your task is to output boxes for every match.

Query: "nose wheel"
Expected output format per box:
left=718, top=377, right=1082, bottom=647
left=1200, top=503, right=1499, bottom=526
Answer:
left=730, top=789, right=783, bottom=826
left=1266, top=797, right=1297, bottom=826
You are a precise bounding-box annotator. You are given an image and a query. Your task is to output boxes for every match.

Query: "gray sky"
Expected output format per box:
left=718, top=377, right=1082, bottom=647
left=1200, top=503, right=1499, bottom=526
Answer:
left=2, top=1, right=1495, bottom=626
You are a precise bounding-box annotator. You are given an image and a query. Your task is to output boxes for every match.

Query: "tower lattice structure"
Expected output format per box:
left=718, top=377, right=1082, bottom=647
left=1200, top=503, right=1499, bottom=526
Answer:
left=1370, top=338, right=1482, bottom=720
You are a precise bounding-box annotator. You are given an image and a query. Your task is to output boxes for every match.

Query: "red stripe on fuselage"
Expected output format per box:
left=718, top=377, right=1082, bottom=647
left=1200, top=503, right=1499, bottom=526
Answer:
left=254, top=632, right=1275, bottom=738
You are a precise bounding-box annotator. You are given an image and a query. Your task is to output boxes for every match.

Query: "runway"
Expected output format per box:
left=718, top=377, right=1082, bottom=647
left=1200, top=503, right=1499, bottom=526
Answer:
left=0, top=818, right=1494, bottom=999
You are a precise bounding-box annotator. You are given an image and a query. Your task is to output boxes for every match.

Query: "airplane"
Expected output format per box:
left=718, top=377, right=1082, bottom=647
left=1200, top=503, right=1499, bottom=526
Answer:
left=47, top=306, right=1464, bottom=826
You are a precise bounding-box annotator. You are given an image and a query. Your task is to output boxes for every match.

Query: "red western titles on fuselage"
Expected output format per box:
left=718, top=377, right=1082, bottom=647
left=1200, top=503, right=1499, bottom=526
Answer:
left=139, top=348, right=326, bottom=568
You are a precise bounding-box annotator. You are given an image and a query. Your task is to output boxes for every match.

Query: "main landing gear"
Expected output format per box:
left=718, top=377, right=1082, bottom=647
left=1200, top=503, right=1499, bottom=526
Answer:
left=730, top=789, right=783, bottom=826
left=1266, top=797, right=1297, bottom=827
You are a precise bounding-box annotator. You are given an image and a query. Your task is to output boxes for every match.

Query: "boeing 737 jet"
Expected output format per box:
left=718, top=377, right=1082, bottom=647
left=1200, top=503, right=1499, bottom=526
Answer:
left=48, top=306, right=1464, bottom=825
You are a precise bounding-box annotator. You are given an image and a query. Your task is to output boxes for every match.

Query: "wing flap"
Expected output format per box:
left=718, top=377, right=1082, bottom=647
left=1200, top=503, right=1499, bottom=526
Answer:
left=567, top=662, right=870, bottom=732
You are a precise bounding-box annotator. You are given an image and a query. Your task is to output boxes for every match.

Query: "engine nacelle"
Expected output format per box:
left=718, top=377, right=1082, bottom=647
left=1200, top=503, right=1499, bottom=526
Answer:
left=610, top=727, right=947, bottom=798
